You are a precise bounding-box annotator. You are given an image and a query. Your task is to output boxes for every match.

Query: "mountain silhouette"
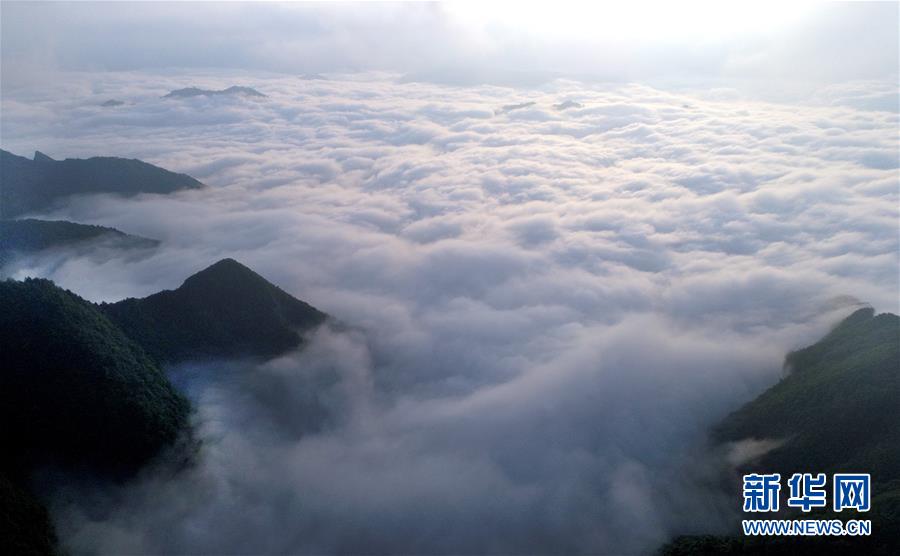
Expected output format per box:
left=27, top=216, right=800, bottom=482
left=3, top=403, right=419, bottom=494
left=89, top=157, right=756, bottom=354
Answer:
left=163, top=86, right=266, bottom=98
left=0, top=149, right=203, bottom=218
left=0, top=259, right=328, bottom=554
left=102, top=258, right=328, bottom=363
left=1, top=218, right=158, bottom=267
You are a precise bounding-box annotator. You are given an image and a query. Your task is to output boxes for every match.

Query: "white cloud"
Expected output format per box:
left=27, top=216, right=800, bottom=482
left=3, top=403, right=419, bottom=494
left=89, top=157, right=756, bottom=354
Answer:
left=2, top=70, right=897, bottom=553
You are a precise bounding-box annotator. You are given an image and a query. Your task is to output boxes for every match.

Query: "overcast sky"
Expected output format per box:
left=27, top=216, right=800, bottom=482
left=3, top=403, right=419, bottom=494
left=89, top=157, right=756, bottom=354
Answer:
left=2, top=1, right=898, bottom=101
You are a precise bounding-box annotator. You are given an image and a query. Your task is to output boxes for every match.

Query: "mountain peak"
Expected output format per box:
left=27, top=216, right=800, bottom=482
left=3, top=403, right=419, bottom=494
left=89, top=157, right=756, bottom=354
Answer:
left=102, top=259, right=328, bottom=362
left=841, top=305, right=876, bottom=325
left=222, top=85, right=266, bottom=97
left=33, top=150, right=54, bottom=163
left=201, top=257, right=249, bottom=272
left=179, top=258, right=267, bottom=291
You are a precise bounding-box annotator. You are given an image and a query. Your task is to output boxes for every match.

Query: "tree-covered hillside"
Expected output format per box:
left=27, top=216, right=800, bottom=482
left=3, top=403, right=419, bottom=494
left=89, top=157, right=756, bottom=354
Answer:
left=102, top=258, right=329, bottom=363
left=0, top=149, right=203, bottom=218
left=715, top=307, right=899, bottom=479
left=0, top=260, right=327, bottom=554
left=661, top=308, right=900, bottom=555
left=0, top=278, right=190, bottom=475
left=0, top=278, right=191, bottom=555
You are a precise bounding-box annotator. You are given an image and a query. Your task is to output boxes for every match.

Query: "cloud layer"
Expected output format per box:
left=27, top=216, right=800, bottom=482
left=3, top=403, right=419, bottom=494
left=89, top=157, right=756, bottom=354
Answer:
left=2, top=71, right=898, bottom=554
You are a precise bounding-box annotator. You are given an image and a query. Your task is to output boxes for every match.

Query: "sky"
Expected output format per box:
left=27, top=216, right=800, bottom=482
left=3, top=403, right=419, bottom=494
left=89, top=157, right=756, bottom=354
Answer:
left=2, top=2, right=898, bottom=101
left=1, top=2, right=899, bottom=555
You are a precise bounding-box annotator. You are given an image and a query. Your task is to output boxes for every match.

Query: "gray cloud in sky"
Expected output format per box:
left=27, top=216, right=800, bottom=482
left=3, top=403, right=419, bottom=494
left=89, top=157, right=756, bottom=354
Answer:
left=2, top=2, right=898, bottom=101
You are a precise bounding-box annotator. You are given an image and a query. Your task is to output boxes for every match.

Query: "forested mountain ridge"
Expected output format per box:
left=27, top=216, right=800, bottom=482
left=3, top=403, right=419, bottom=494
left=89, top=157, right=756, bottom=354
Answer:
left=661, top=307, right=900, bottom=555
left=0, top=278, right=192, bottom=555
left=0, top=149, right=203, bottom=218
left=715, top=307, right=900, bottom=479
left=0, top=218, right=158, bottom=266
left=0, top=258, right=328, bottom=554
left=0, top=278, right=191, bottom=475
left=102, top=258, right=329, bottom=363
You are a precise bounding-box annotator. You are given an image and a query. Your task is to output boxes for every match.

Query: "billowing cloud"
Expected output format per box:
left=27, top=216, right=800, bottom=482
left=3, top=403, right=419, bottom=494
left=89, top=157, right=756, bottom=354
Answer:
left=2, top=69, right=897, bottom=554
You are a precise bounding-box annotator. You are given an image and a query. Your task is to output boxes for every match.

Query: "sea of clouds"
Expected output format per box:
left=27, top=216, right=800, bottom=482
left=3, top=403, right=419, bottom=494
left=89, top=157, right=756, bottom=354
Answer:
left=2, top=71, right=898, bottom=554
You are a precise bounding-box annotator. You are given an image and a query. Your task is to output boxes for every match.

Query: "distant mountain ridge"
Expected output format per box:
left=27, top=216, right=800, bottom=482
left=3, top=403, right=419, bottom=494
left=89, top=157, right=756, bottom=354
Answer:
left=1, top=219, right=158, bottom=267
left=164, top=85, right=266, bottom=98
left=0, top=149, right=204, bottom=218
left=101, top=258, right=328, bottom=363
left=496, top=101, right=536, bottom=115
left=554, top=100, right=583, bottom=111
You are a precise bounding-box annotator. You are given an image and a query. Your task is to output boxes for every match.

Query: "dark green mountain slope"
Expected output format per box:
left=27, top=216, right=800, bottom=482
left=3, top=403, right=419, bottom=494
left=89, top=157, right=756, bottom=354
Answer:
left=661, top=307, right=900, bottom=555
left=0, top=473, right=56, bottom=556
left=714, top=307, right=899, bottom=479
left=0, top=278, right=190, bottom=475
left=0, top=278, right=191, bottom=555
left=0, top=149, right=203, bottom=218
left=1, top=219, right=159, bottom=266
left=102, top=258, right=328, bottom=363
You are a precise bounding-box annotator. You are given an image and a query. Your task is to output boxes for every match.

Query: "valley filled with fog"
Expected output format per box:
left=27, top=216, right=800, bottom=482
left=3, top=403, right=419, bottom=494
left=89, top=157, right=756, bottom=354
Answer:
left=2, top=68, right=897, bottom=553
